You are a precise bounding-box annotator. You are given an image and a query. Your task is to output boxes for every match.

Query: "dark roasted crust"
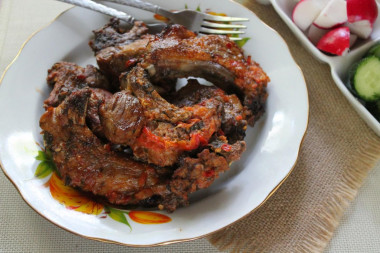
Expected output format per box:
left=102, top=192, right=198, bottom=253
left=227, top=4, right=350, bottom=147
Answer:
left=45, top=62, right=111, bottom=107
left=99, top=90, right=146, bottom=145
left=89, top=19, right=149, bottom=54
left=40, top=90, right=236, bottom=212
left=40, top=21, right=269, bottom=212
left=40, top=89, right=166, bottom=205
left=93, top=23, right=269, bottom=126
left=162, top=149, right=231, bottom=210
left=121, top=66, right=224, bottom=167
left=171, top=79, right=248, bottom=142
left=141, top=26, right=269, bottom=125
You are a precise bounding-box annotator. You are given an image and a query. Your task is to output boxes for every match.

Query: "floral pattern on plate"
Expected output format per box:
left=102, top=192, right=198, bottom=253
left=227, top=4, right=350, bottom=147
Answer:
left=35, top=150, right=171, bottom=229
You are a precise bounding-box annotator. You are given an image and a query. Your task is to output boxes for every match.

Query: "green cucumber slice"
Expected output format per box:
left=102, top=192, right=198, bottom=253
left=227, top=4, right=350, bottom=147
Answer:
left=353, top=56, right=380, bottom=102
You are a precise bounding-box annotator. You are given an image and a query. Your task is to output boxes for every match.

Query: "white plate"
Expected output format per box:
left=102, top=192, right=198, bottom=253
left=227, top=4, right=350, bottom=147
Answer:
left=0, top=0, right=308, bottom=246
left=262, top=0, right=380, bottom=136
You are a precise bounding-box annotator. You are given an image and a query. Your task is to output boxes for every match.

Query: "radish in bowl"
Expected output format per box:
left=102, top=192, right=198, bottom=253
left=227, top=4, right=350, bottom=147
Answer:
left=291, top=0, right=379, bottom=55
left=347, top=0, right=378, bottom=39
left=292, top=0, right=330, bottom=31
left=313, top=0, right=347, bottom=29
left=317, top=26, right=350, bottom=56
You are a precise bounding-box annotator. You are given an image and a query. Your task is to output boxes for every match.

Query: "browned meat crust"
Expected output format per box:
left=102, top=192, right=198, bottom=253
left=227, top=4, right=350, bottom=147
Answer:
left=171, top=79, right=248, bottom=142
left=91, top=20, right=154, bottom=88
left=40, top=89, right=238, bottom=212
left=167, top=149, right=230, bottom=208
left=39, top=20, right=268, bottom=212
left=119, top=66, right=223, bottom=167
left=99, top=90, right=146, bottom=145
left=85, top=88, right=113, bottom=138
left=45, top=62, right=111, bottom=107
left=93, top=23, right=269, bottom=125
left=89, top=19, right=149, bottom=54
left=142, top=25, right=269, bottom=125
left=40, top=89, right=166, bottom=206
left=121, top=66, right=193, bottom=123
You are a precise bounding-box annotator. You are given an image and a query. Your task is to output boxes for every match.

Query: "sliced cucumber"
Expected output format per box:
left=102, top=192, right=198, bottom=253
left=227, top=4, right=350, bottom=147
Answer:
left=353, top=56, right=380, bottom=102
left=367, top=42, right=380, bottom=58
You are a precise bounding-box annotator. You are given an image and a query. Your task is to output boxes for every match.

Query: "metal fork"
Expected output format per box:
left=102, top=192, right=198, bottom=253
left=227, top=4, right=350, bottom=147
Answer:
left=58, top=0, right=248, bottom=40
left=57, top=0, right=167, bottom=33
left=102, top=0, right=249, bottom=39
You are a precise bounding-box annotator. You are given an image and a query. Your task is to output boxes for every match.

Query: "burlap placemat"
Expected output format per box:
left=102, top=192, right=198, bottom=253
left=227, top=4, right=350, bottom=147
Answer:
left=208, top=1, right=380, bottom=252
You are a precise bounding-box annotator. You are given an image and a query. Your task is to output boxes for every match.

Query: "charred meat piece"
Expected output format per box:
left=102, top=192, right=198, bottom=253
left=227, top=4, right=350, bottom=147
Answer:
left=141, top=24, right=269, bottom=125
left=92, top=20, right=154, bottom=87
left=163, top=149, right=231, bottom=210
left=121, top=66, right=193, bottom=123
left=45, top=62, right=111, bottom=107
left=92, top=22, right=269, bottom=125
left=44, top=62, right=113, bottom=138
left=89, top=19, right=149, bottom=54
left=40, top=89, right=234, bottom=212
left=121, top=66, right=223, bottom=167
left=38, top=20, right=269, bottom=212
left=93, top=21, right=193, bottom=81
left=95, top=36, right=152, bottom=86
left=99, top=90, right=146, bottom=145
left=132, top=99, right=223, bottom=167
left=40, top=89, right=169, bottom=206
left=208, top=135, right=246, bottom=163
left=172, top=79, right=248, bottom=142
left=86, top=88, right=113, bottom=138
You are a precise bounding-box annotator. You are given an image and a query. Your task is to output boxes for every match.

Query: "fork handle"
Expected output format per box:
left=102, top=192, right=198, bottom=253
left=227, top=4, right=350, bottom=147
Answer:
left=58, top=0, right=136, bottom=24
left=104, top=0, right=174, bottom=18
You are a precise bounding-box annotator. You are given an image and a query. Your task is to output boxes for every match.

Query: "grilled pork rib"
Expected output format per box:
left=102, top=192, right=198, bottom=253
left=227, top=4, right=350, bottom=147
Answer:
left=93, top=23, right=269, bottom=125
left=45, top=62, right=111, bottom=108
left=40, top=89, right=168, bottom=206
left=39, top=21, right=268, bottom=212
left=40, top=89, right=240, bottom=211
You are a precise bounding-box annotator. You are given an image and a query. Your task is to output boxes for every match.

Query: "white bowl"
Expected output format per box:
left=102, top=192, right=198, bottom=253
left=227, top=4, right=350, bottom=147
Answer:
left=262, top=0, right=380, bottom=136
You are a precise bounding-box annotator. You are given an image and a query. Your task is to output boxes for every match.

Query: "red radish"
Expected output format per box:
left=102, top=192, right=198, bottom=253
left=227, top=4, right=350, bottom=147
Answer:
left=313, top=0, right=347, bottom=29
left=307, top=24, right=330, bottom=45
left=317, top=26, right=350, bottom=55
left=347, top=0, right=378, bottom=24
left=347, top=0, right=378, bottom=39
left=292, top=0, right=330, bottom=31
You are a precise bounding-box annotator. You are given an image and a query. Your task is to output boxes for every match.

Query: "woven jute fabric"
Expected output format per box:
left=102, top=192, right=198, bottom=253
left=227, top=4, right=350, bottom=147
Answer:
left=207, top=1, right=380, bottom=252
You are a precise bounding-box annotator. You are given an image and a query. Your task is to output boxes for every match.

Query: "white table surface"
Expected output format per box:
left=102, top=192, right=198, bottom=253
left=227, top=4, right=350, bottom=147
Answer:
left=1, top=1, right=380, bottom=252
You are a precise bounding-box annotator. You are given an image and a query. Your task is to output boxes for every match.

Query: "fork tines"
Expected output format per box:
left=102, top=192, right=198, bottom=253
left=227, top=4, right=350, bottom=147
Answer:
left=200, top=13, right=248, bottom=37
left=200, top=27, right=245, bottom=35
left=202, top=21, right=247, bottom=29
left=203, top=13, right=249, bottom=22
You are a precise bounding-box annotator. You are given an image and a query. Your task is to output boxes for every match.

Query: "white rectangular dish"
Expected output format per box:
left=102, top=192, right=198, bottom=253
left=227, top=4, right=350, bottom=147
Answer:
left=260, top=0, right=380, bottom=136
